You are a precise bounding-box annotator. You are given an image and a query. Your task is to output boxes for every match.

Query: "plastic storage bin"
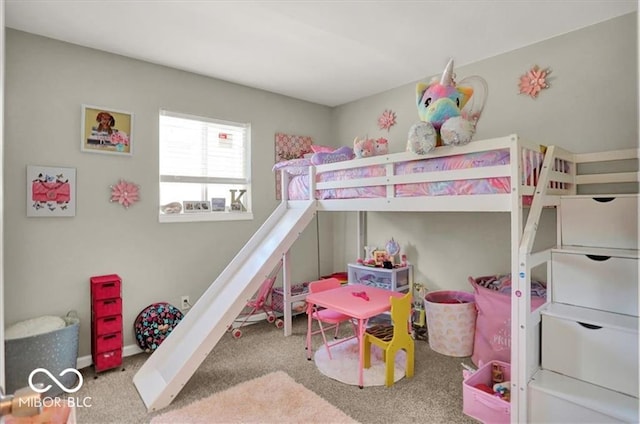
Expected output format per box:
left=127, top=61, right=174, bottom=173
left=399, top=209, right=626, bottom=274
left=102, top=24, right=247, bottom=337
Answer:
left=348, top=263, right=411, bottom=292
left=424, top=290, right=476, bottom=357
left=463, top=360, right=511, bottom=423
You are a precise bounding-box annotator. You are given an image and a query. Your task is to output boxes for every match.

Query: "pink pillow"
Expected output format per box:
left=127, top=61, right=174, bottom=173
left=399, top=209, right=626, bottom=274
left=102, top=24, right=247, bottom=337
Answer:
left=310, top=145, right=335, bottom=153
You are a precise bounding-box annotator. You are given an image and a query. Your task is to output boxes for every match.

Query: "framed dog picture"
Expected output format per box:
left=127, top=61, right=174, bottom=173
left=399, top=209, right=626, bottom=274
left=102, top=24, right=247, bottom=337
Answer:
left=81, top=104, right=133, bottom=156
left=27, top=165, right=76, bottom=217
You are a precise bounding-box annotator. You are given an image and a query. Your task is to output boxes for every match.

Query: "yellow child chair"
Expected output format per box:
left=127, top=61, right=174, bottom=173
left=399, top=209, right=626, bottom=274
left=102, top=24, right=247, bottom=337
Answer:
left=306, top=278, right=357, bottom=360
left=363, top=291, right=415, bottom=387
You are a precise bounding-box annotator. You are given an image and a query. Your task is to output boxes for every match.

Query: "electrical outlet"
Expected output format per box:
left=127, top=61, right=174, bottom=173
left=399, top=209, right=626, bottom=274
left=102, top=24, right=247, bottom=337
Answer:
left=181, top=296, right=191, bottom=310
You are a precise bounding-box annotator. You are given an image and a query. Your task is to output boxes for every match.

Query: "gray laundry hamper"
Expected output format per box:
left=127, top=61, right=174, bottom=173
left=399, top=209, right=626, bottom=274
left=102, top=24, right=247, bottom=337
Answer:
left=4, top=312, right=80, bottom=397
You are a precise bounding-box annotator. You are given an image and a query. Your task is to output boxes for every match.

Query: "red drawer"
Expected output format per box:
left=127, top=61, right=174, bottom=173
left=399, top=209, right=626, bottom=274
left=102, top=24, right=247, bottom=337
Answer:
left=94, top=349, right=122, bottom=372
left=93, top=315, right=122, bottom=336
left=91, top=275, right=121, bottom=300
left=94, top=332, right=122, bottom=354
left=93, top=298, right=122, bottom=318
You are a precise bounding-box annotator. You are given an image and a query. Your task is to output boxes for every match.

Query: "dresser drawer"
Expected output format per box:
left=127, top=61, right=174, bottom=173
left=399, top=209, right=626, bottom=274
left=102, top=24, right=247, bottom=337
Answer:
left=552, top=251, right=638, bottom=316
left=347, top=263, right=411, bottom=292
left=542, top=305, right=638, bottom=397
left=560, top=195, right=638, bottom=250
left=90, top=274, right=122, bottom=300
left=93, top=349, right=122, bottom=372
left=93, top=315, right=122, bottom=336
left=93, top=298, right=122, bottom=318
left=94, top=332, right=123, bottom=354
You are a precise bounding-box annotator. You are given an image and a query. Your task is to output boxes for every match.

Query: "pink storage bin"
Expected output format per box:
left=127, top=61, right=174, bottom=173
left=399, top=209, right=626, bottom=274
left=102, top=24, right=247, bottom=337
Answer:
left=469, top=275, right=546, bottom=366
left=463, top=360, right=511, bottom=423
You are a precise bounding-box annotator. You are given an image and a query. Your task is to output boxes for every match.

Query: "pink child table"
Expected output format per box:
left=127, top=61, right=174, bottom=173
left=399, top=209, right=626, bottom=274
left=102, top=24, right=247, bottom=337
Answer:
left=305, top=284, right=404, bottom=388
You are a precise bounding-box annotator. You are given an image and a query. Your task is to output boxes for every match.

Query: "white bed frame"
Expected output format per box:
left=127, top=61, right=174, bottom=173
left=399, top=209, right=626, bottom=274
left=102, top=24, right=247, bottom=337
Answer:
left=275, top=133, right=639, bottom=422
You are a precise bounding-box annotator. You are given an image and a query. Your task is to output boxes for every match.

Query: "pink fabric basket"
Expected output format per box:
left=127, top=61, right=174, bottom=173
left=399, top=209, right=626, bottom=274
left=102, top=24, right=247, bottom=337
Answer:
left=463, top=360, right=511, bottom=423
left=469, top=275, right=546, bottom=366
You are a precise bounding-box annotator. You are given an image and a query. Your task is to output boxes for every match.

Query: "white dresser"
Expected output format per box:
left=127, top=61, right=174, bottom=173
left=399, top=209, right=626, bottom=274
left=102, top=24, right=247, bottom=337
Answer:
left=529, top=195, right=639, bottom=423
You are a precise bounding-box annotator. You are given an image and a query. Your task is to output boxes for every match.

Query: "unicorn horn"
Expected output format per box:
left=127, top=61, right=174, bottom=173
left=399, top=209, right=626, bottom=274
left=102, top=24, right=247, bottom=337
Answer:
left=440, top=58, right=455, bottom=86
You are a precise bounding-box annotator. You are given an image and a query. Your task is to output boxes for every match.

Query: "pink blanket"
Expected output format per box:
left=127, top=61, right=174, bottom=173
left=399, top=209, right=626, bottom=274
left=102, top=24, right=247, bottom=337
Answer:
left=286, top=149, right=538, bottom=200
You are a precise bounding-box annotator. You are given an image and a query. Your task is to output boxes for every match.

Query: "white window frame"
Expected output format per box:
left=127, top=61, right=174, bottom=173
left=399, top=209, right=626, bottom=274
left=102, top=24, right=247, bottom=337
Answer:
left=159, top=110, right=253, bottom=223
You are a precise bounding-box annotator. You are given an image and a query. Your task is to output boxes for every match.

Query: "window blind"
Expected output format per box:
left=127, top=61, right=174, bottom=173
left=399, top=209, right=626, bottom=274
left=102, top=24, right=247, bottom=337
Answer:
left=160, top=110, right=249, bottom=184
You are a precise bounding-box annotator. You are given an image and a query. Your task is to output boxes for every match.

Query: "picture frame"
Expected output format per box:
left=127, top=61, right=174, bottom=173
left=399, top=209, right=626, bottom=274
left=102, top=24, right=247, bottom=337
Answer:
left=211, top=198, right=226, bottom=211
left=183, top=200, right=210, bottom=213
left=81, top=104, right=133, bottom=156
left=27, top=165, right=76, bottom=217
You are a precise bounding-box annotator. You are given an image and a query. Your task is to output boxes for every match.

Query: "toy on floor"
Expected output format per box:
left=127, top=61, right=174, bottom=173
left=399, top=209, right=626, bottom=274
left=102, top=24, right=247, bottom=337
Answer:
left=407, top=58, right=488, bottom=154
left=228, top=260, right=284, bottom=339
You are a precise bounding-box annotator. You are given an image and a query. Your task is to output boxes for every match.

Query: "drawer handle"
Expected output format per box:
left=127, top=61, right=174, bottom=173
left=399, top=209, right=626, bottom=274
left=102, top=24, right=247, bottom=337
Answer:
left=102, top=282, right=116, bottom=288
left=103, top=300, right=117, bottom=305
left=585, top=255, right=611, bottom=262
left=592, top=197, right=614, bottom=203
left=578, top=322, right=602, bottom=330
left=103, top=334, right=117, bottom=340
left=103, top=317, right=117, bottom=322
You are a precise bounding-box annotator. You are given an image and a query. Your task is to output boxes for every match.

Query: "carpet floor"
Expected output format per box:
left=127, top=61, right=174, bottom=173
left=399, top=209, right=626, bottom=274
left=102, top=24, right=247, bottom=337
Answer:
left=74, top=315, right=477, bottom=424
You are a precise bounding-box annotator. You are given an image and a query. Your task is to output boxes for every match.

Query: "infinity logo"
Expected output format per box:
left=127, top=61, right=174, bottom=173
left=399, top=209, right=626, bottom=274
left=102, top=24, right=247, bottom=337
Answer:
left=28, top=368, right=84, bottom=394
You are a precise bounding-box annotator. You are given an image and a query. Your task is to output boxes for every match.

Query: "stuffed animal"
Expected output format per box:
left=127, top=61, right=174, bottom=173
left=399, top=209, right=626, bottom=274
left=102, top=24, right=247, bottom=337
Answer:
left=407, top=58, right=487, bottom=154
left=354, top=136, right=389, bottom=158
left=374, top=137, right=389, bottom=155
left=353, top=137, right=374, bottom=158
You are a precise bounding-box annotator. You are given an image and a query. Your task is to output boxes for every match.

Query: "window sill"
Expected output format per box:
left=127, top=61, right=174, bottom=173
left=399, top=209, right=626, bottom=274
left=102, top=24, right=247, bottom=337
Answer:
left=159, top=212, right=254, bottom=223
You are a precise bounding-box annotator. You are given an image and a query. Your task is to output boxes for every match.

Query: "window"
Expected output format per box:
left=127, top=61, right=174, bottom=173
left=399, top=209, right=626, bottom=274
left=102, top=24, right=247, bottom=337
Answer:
left=159, top=110, right=252, bottom=222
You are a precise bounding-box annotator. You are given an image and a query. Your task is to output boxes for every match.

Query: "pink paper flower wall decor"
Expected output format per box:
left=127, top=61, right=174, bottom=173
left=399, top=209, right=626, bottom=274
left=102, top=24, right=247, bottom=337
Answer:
left=377, top=109, right=397, bottom=131
left=519, top=65, right=551, bottom=98
left=110, top=179, right=139, bottom=208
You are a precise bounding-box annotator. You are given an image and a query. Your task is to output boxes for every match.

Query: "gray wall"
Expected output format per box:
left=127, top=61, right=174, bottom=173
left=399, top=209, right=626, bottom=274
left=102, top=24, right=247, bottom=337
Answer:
left=4, top=30, right=334, bottom=357
left=331, top=13, right=638, bottom=291
left=4, top=13, right=638, bottom=359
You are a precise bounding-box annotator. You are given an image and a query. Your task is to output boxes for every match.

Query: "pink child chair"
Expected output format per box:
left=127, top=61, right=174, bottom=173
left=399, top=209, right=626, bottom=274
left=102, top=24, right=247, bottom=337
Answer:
left=306, top=278, right=357, bottom=360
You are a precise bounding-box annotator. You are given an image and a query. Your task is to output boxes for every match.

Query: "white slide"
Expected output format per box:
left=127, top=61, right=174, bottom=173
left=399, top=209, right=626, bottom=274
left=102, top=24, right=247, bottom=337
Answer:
left=133, top=201, right=316, bottom=412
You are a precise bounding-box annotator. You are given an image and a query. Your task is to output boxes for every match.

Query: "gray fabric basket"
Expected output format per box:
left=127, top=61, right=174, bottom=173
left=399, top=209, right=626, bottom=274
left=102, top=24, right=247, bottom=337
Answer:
left=5, top=313, right=80, bottom=397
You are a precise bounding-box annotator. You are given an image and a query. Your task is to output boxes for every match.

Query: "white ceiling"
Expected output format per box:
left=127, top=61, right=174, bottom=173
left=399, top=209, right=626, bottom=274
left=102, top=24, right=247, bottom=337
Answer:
left=4, top=0, right=637, bottom=107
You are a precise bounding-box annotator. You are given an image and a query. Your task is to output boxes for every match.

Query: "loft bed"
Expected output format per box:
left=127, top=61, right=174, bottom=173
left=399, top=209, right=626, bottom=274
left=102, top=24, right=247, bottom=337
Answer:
left=273, top=133, right=639, bottom=421
left=276, top=134, right=555, bottom=212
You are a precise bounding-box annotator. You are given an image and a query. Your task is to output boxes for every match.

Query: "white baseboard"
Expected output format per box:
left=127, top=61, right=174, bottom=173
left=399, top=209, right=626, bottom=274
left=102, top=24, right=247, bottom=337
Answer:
left=77, top=344, right=143, bottom=370
left=77, top=311, right=282, bottom=369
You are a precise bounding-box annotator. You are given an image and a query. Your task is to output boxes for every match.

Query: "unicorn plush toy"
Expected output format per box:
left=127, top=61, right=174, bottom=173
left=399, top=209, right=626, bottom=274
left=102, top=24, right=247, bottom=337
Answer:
left=407, top=58, right=488, bottom=154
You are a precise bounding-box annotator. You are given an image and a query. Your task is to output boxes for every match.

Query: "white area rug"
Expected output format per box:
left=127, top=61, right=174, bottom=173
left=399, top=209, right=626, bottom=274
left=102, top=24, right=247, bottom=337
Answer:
left=314, top=337, right=406, bottom=386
